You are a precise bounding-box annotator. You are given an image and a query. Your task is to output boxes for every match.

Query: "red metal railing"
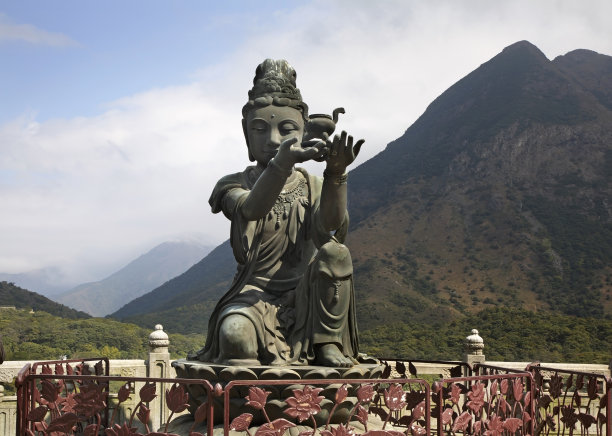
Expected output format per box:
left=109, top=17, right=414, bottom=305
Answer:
left=15, top=358, right=611, bottom=435
left=526, top=363, right=611, bottom=436
left=475, top=362, right=612, bottom=435
left=15, top=358, right=213, bottom=435
left=433, top=371, right=535, bottom=435
left=379, top=358, right=473, bottom=379
left=223, top=377, right=431, bottom=436
left=16, top=357, right=110, bottom=433
left=473, top=363, right=526, bottom=376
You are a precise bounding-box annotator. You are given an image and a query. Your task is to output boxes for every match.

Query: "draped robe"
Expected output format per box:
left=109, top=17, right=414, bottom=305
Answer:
left=194, top=165, right=358, bottom=365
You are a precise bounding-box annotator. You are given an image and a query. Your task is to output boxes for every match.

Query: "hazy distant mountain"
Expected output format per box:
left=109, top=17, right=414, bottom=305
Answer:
left=56, top=241, right=213, bottom=316
left=110, top=240, right=235, bottom=331
left=111, top=41, right=612, bottom=334
left=0, top=281, right=90, bottom=319
left=0, top=267, right=76, bottom=297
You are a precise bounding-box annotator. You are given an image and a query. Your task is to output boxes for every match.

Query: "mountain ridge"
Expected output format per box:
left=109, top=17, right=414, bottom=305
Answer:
left=347, top=40, right=605, bottom=224
left=57, top=240, right=212, bottom=316
left=111, top=240, right=233, bottom=320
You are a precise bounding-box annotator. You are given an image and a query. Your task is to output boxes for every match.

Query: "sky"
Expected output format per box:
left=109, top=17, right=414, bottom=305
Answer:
left=1, top=0, right=611, bottom=287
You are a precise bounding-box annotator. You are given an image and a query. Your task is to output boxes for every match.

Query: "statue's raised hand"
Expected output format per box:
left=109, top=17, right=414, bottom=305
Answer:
left=325, top=131, right=364, bottom=174
left=275, top=137, right=327, bottom=169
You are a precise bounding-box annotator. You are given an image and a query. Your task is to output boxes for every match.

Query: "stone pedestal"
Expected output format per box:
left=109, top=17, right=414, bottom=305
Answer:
left=172, top=359, right=385, bottom=427
left=165, top=411, right=403, bottom=436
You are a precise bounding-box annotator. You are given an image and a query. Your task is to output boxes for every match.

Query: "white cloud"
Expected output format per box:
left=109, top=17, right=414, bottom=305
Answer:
left=0, top=13, right=78, bottom=46
left=0, top=83, right=241, bottom=280
left=1, top=0, right=611, bottom=284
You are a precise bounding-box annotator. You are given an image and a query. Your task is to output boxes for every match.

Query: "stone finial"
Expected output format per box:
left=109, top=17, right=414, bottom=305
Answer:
left=149, top=324, right=169, bottom=352
left=465, top=329, right=484, bottom=355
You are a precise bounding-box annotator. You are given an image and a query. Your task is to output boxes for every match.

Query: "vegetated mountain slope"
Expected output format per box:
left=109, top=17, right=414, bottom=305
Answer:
left=57, top=241, right=212, bottom=316
left=0, top=304, right=204, bottom=361
left=0, top=281, right=90, bottom=319
left=553, top=49, right=612, bottom=111
left=347, top=41, right=612, bottom=324
left=348, top=41, right=610, bottom=223
left=359, top=307, right=612, bottom=363
left=111, top=41, right=612, bottom=336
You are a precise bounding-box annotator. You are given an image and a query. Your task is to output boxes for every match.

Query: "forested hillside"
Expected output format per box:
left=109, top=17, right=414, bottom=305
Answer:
left=360, top=308, right=612, bottom=363
left=1, top=281, right=90, bottom=319
left=0, top=307, right=204, bottom=361
left=346, top=41, right=612, bottom=325
left=0, top=282, right=204, bottom=366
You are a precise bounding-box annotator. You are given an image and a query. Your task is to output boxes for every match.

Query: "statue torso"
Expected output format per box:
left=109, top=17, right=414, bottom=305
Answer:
left=211, top=167, right=321, bottom=293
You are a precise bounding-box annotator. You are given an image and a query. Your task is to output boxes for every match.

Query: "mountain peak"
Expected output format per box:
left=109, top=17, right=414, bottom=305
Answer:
left=348, top=40, right=607, bottom=224
left=482, top=40, right=550, bottom=74
left=552, top=47, right=612, bottom=72
left=501, top=40, right=548, bottom=59
left=555, top=48, right=607, bottom=63
left=553, top=47, right=612, bottom=110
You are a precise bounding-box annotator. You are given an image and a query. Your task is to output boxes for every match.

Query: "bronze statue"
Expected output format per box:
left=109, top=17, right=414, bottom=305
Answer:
left=192, top=59, right=364, bottom=367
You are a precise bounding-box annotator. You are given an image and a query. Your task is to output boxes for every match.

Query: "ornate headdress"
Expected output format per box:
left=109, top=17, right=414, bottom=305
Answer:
left=242, top=59, right=309, bottom=119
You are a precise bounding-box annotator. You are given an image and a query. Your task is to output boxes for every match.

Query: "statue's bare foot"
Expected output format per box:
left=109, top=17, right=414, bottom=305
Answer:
left=315, top=343, right=353, bottom=368
left=220, top=358, right=261, bottom=366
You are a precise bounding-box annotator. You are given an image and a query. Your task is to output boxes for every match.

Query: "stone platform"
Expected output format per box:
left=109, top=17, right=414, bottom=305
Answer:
left=165, top=413, right=397, bottom=436
left=172, top=359, right=385, bottom=426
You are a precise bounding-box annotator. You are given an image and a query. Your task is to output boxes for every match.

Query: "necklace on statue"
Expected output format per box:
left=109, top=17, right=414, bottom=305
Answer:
left=269, top=178, right=306, bottom=229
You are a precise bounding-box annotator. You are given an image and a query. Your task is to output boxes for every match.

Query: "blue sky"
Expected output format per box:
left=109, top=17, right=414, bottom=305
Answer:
left=1, top=0, right=611, bottom=288
left=0, top=1, right=301, bottom=121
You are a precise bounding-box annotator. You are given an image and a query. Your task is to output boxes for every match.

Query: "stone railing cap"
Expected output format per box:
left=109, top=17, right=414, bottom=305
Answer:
left=465, top=329, right=484, bottom=352
left=149, top=324, right=169, bottom=347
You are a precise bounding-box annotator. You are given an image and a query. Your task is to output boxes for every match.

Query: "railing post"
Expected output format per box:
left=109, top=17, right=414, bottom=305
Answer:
left=0, top=384, right=5, bottom=436
left=607, top=375, right=611, bottom=436
left=147, top=324, right=170, bottom=431
left=463, top=329, right=485, bottom=376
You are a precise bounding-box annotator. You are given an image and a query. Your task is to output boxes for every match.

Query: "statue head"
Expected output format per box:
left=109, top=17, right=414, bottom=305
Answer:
left=242, top=59, right=309, bottom=163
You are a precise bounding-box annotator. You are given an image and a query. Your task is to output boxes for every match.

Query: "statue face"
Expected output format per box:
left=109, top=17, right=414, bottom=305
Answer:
left=245, top=105, right=304, bottom=166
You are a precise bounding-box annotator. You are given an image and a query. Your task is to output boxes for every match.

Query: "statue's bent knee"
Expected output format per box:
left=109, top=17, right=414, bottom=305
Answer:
left=218, top=314, right=258, bottom=361
left=310, top=241, right=353, bottom=341
left=315, top=241, right=353, bottom=291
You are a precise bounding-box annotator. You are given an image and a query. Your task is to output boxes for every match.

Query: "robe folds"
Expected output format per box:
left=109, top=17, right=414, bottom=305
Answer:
left=193, top=165, right=358, bottom=365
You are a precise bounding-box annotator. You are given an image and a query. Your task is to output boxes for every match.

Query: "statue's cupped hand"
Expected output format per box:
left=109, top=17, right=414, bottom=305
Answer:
left=274, top=137, right=328, bottom=168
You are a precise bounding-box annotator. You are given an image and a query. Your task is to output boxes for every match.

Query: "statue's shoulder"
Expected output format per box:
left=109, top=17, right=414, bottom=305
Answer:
left=214, top=171, right=247, bottom=189
left=209, top=168, right=252, bottom=213
left=214, top=165, right=261, bottom=190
